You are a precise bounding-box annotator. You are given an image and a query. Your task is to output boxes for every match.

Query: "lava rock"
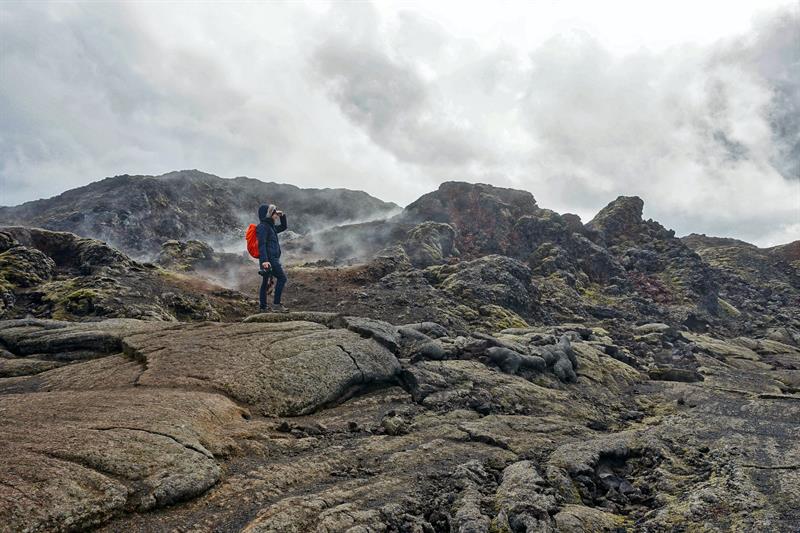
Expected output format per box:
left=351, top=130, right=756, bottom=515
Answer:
left=403, top=222, right=459, bottom=268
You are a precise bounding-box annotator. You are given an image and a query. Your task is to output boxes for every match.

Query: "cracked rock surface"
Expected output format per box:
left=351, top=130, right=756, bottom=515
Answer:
left=1, top=181, right=798, bottom=532
left=1, top=312, right=797, bottom=532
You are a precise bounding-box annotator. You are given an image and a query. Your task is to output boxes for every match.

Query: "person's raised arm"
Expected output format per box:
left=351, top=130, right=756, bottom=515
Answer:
left=276, top=212, right=287, bottom=234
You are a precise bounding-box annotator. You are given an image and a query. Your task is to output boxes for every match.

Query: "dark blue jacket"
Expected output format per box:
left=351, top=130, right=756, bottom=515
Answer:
left=257, top=206, right=287, bottom=264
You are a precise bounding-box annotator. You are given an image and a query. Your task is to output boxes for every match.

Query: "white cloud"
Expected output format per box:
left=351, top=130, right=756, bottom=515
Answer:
left=1, top=0, right=797, bottom=246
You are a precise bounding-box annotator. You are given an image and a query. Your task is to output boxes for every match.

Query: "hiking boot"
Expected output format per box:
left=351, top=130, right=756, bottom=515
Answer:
left=272, top=303, right=289, bottom=313
left=259, top=305, right=271, bottom=313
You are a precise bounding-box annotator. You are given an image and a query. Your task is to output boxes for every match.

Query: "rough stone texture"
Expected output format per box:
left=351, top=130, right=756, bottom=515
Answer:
left=0, top=227, right=256, bottom=321
left=123, top=320, right=401, bottom=416
left=0, top=357, right=64, bottom=377
left=554, top=505, right=629, bottom=532
left=1, top=314, right=797, bottom=532
left=0, top=388, right=245, bottom=532
left=402, top=221, right=459, bottom=268
left=340, top=315, right=402, bottom=352
left=586, top=195, right=646, bottom=245
left=433, top=254, right=536, bottom=314
left=493, top=460, right=558, bottom=531
left=1, top=181, right=799, bottom=532
left=0, top=318, right=169, bottom=357
left=0, top=245, right=56, bottom=287
left=282, top=183, right=790, bottom=335
left=0, top=317, right=401, bottom=531
left=402, top=181, right=539, bottom=258
left=243, top=310, right=341, bottom=325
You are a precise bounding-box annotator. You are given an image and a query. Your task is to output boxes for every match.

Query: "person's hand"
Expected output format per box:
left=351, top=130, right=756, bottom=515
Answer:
left=262, top=261, right=271, bottom=269
left=276, top=210, right=284, bottom=216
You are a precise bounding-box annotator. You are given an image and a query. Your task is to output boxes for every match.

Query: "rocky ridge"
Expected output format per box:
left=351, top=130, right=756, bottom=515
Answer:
left=1, top=180, right=798, bottom=531
left=0, top=227, right=254, bottom=322
left=0, top=170, right=400, bottom=256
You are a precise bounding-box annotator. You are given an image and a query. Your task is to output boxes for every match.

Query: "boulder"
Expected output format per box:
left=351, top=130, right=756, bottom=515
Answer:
left=399, top=321, right=449, bottom=339
left=156, top=239, right=215, bottom=271
left=401, top=181, right=539, bottom=257
left=123, top=320, right=401, bottom=416
left=341, top=316, right=401, bottom=352
left=1, top=226, right=132, bottom=270
left=0, top=246, right=56, bottom=287
left=403, top=222, right=459, bottom=268
left=648, top=367, right=704, bottom=383
left=494, top=461, right=558, bottom=531
left=438, top=255, right=535, bottom=314
left=586, top=196, right=645, bottom=245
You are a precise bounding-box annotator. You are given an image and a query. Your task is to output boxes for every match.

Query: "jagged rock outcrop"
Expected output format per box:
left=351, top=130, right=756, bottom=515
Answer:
left=586, top=195, right=648, bottom=246
left=402, top=222, right=459, bottom=268
left=509, top=208, right=626, bottom=284
left=2, top=179, right=799, bottom=532
left=402, top=181, right=539, bottom=257
left=582, top=196, right=721, bottom=323
left=0, top=227, right=254, bottom=321
left=683, top=234, right=800, bottom=334
left=431, top=255, right=535, bottom=314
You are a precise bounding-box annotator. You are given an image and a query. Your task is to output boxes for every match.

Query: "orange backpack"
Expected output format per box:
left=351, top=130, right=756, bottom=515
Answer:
left=245, top=224, right=259, bottom=258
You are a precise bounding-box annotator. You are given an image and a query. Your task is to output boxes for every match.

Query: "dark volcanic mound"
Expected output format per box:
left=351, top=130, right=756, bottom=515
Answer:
left=0, top=170, right=400, bottom=256
left=1, top=180, right=799, bottom=532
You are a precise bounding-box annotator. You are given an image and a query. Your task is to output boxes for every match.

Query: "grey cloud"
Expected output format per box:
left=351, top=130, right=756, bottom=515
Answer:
left=734, top=10, right=800, bottom=180
left=0, top=2, right=262, bottom=203
left=516, top=8, right=799, bottom=245
left=0, top=1, right=432, bottom=208
left=309, top=6, right=492, bottom=167
left=0, top=1, right=797, bottom=247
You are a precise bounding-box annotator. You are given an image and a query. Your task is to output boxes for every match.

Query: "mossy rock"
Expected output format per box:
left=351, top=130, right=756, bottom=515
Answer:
left=40, top=279, right=113, bottom=319
left=403, top=222, right=459, bottom=268
left=717, top=298, right=741, bottom=317
left=0, top=280, right=15, bottom=319
left=478, top=305, right=528, bottom=331
left=0, top=231, right=18, bottom=253
left=554, top=504, right=631, bottom=532
left=160, top=291, right=221, bottom=321
left=453, top=304, right=479, bottom=321
left=578, top=284, right=615, bottom=305
left=64, top=289, right=101, bottom=315
left=488, top=519, right=512, bottom=533
left=0, top=246, right=56, bottom=288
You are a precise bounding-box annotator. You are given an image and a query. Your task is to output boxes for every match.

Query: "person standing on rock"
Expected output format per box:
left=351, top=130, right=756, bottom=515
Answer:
left=257, top=204, right=289, bottom=312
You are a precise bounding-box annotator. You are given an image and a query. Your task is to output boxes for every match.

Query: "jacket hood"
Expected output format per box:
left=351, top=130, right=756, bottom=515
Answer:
left=258, top=204, right=269, bottom=221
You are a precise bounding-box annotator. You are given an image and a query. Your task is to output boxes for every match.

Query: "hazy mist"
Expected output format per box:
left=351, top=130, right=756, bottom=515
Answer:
left=1, top=1, right=797, bottom=246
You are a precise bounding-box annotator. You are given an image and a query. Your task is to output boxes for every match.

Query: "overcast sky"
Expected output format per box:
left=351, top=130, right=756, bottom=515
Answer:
left=1, top=0, right=798, bottom=246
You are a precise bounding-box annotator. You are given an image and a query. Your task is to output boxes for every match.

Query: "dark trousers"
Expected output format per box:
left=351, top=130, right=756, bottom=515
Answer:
left=259, top=260, right=287, bottom=307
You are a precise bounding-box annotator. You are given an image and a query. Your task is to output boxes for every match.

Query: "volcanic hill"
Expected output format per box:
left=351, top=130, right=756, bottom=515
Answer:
left=0, top=179, right=798, bottom=532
